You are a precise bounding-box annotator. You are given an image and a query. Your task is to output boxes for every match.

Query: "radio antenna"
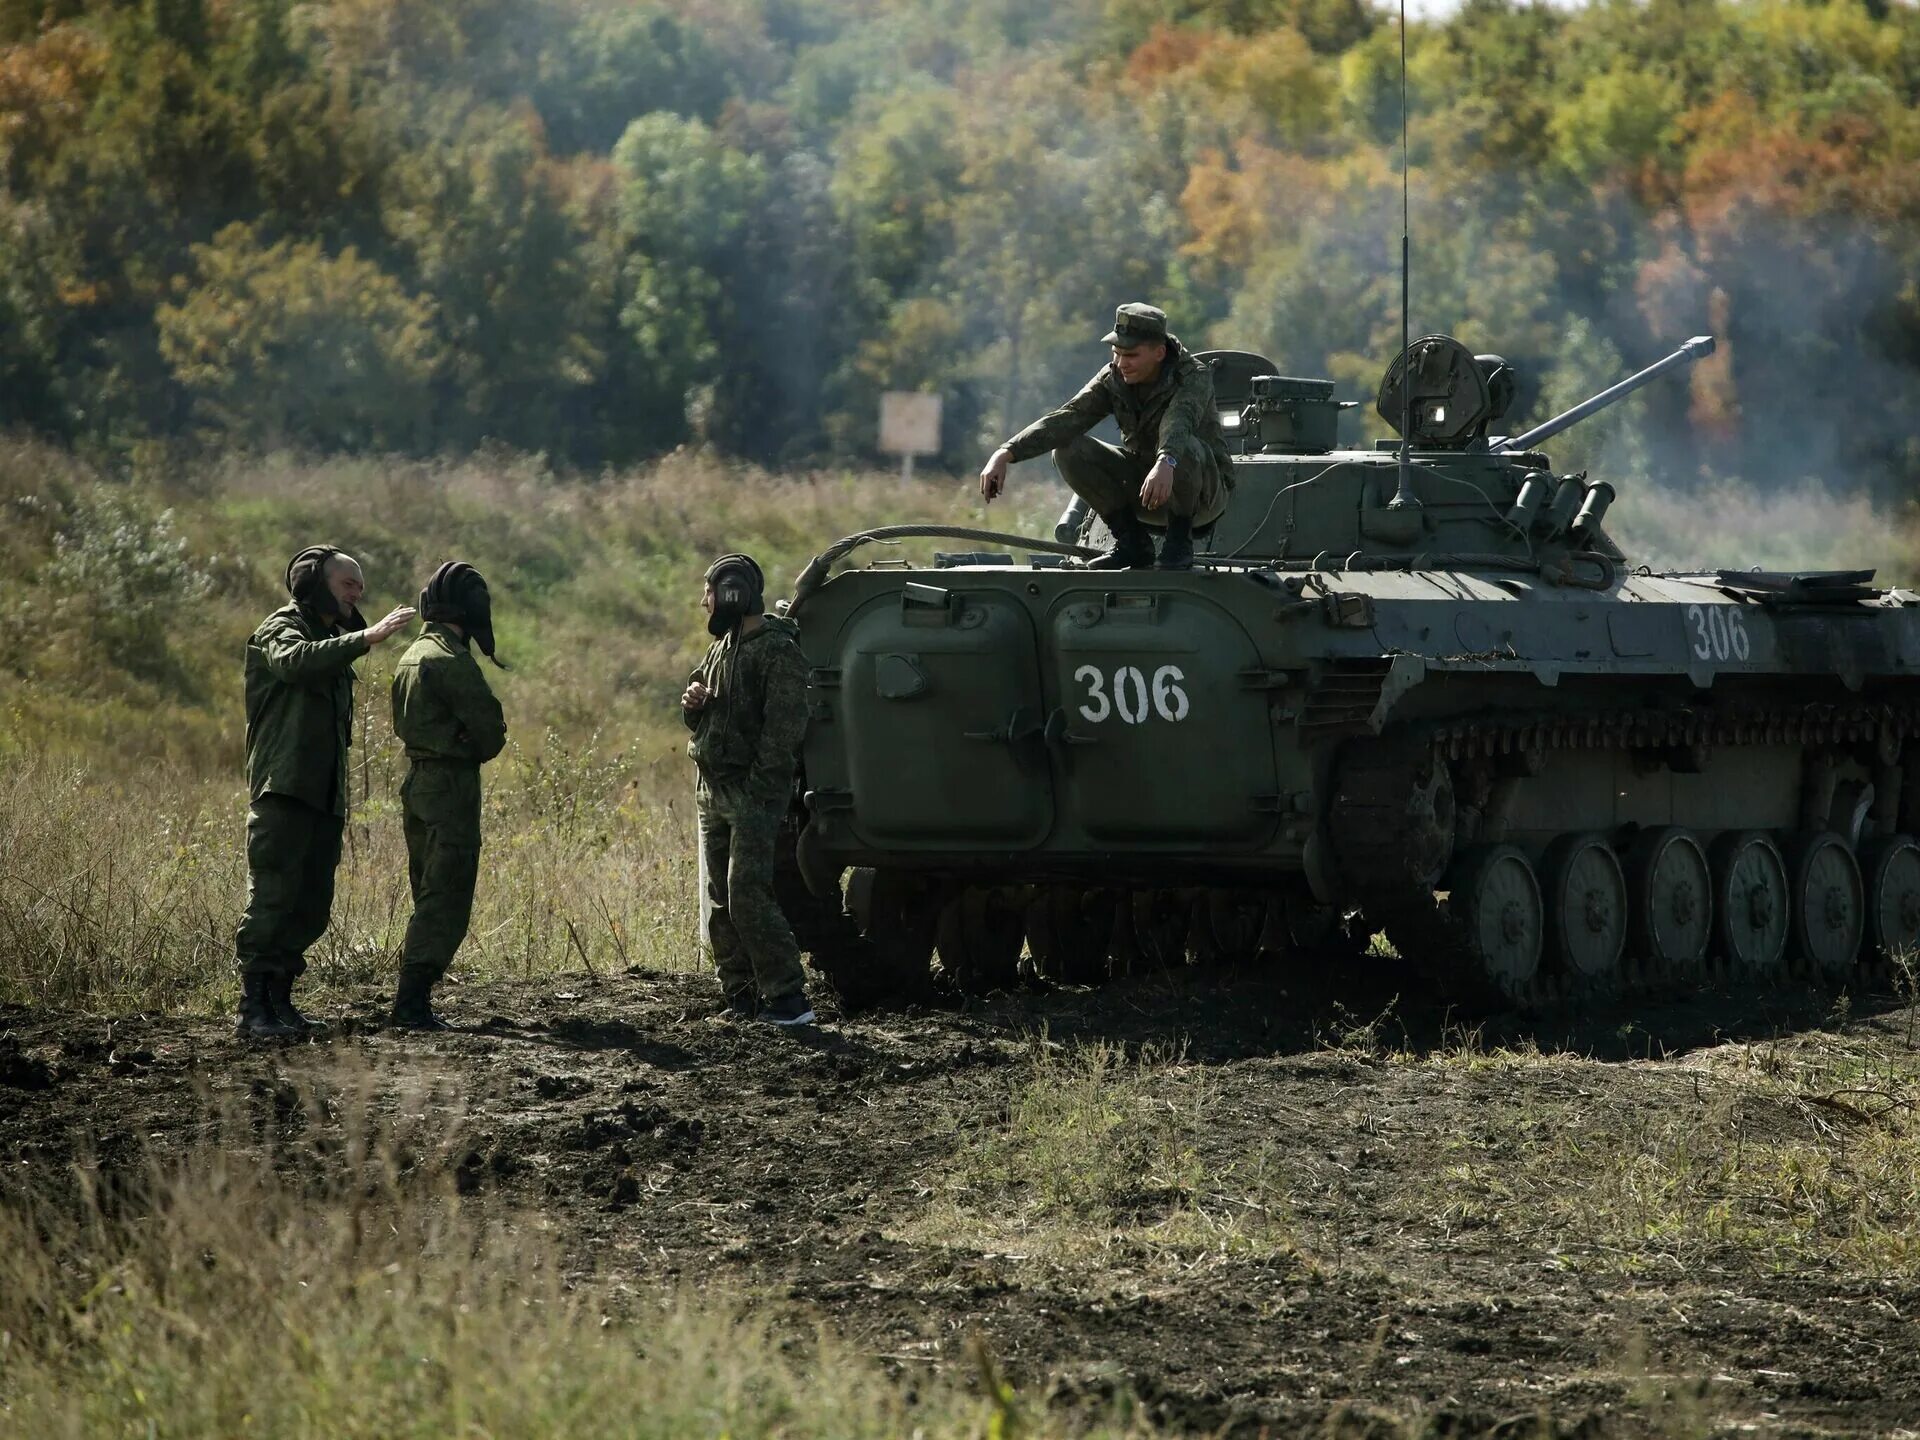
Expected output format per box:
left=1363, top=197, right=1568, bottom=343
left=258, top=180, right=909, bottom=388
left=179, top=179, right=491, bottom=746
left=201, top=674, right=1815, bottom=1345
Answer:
left=1387, top=0, right=1419, bottom=511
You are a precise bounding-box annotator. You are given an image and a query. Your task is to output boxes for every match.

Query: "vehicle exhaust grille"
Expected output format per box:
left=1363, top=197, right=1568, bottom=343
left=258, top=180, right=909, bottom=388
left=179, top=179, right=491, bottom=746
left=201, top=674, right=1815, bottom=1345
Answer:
left=1299, top=658, right=1393, bottom=742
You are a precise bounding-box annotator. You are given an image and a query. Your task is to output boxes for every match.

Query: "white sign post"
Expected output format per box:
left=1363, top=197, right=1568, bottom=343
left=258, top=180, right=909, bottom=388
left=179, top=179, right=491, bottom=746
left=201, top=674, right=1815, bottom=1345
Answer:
left=879, top=391, right=942, bottom=483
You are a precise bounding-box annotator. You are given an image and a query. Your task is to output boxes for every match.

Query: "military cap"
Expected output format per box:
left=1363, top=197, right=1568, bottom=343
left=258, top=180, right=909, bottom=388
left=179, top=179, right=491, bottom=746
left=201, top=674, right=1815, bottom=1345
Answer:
left=1102, top=302, right=1169, bottom=349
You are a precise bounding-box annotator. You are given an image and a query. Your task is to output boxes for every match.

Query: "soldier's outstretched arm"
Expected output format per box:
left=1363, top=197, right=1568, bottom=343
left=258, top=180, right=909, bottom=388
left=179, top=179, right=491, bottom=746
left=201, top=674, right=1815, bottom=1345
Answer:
left=746, top=647, right=810, bottom=805
left=1001, top=371, right=1114, bottom=467
left=259, top=614, right=371, bottom=683
left=260, top=606, right=414, bottom=683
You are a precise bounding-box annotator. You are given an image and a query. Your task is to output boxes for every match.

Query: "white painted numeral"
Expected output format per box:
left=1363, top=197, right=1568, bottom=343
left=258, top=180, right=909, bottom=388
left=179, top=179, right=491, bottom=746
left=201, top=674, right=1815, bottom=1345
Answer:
left=1075, top=664, right=1110, bottom=723
left=1075, top=664, right=1191, bottom=724
left=1152, top=665, right=1190, bottom=722
left=1685, top=604, right=1751, bottom=662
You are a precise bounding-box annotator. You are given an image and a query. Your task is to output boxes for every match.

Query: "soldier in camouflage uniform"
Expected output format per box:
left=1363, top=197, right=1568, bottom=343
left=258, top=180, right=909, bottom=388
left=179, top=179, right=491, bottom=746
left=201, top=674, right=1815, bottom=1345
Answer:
left=681, top=553, right=815, bottom=1026
left=235, top=547, right=416, bottom=1041
left=979, top=302, right=1235, bottom=571
left=389, top=562, right=509, bottom=1031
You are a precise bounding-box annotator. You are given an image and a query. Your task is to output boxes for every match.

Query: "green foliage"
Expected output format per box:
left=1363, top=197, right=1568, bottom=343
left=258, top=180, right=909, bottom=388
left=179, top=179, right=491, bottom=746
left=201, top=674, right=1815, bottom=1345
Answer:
left=41, top=490, right=215, bottom=658
left=156, top=222, right=444, bottom=450
left=0, top=0, right=1913, bottom=491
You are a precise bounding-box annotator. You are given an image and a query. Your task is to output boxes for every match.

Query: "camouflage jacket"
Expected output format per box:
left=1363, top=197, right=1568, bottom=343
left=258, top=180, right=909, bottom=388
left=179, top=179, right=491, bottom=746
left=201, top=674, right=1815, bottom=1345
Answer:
left=1003, top=341, right=1235, bottom=483
left=684, top=616, right=809, bottom=803
left=391, top=624, right=508, bottom=765
left=243, top=601, right=370, bottom=816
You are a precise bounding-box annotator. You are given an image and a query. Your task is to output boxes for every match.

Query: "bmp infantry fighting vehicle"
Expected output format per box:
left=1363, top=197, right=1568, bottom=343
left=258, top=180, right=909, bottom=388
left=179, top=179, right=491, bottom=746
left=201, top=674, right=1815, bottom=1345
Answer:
left=780, top=336, right=1920, bottom=1006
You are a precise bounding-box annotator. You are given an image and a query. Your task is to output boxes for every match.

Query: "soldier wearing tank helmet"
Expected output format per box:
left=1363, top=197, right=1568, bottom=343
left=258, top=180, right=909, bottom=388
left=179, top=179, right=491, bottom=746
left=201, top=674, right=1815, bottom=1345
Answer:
left=681, top=554, right=815, bottom=1027
left=388, top=562, right=509, bottom=1031
left=979, top=302, right=1235, bottom=571
left=234, top=547, right=416, bottom=1041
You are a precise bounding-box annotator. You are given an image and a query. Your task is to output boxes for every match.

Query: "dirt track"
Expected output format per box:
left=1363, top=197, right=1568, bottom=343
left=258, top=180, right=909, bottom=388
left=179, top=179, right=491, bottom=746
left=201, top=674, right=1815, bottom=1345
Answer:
left=4, top=966, right=1917, bottom=1438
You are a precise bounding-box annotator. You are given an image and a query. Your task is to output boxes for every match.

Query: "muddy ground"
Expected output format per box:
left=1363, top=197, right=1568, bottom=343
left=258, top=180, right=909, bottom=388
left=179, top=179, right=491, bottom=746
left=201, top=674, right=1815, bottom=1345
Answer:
left=3, top=964, right=1916, bottom=1438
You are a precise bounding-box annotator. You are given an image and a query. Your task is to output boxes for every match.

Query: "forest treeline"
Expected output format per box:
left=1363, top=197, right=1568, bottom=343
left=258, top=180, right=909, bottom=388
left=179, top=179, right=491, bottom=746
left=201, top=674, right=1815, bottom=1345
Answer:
left=0, top=0, right=1916, bottom=495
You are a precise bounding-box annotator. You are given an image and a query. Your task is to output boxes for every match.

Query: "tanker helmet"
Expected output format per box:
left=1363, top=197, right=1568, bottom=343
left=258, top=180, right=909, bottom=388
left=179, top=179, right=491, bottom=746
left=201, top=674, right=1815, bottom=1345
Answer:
left=285, top=544, right=366, bottom=631
left=704, top=553, right=765, bottom=637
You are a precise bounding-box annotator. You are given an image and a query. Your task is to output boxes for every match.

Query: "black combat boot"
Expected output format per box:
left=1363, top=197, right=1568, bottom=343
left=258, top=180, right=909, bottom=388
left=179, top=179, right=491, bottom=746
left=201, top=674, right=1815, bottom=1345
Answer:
left=235, top=975, right=299, bottom=1042
left=267, top=974, right=327, bottom=1036
left=390, top=968, right=451, bottom=1032
left=1156, top=514, right=1194, bottom=571
left=1084, top=510, right=1156, bottom=570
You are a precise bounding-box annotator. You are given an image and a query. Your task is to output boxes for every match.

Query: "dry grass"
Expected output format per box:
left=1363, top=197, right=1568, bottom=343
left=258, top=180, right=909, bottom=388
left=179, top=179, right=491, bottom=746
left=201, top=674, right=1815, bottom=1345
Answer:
left=1402, top=1020, right=1920, bottom=1278
left=0, top=745, right=700, bottom=1013
left=0, top=441, right=1065, bottom=1013
left=0, top=1061, right=1154, bottom=1439
left=904, top=1038, right=1302, bottom=1273
left=1612, top=478, right=1920, bottom=583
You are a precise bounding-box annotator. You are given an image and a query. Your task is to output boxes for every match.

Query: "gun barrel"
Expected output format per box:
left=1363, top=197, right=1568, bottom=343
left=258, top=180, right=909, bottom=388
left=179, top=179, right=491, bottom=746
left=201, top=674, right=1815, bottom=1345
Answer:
left=1494, top=335, right=1716, bottom=456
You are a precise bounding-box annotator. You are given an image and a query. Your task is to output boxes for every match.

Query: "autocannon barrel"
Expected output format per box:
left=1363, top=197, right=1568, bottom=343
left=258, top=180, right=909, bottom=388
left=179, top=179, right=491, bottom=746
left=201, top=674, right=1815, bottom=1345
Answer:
left=1494, top=335, right=1716, bottom=456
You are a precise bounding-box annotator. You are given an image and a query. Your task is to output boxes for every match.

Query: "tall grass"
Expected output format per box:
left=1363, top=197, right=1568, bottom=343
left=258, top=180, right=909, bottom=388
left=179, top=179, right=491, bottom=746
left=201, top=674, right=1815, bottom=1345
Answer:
left=0, top=744, right=701, bottom=1012
left=0, top=441, right=1062, bottom=1011
left=0, top=1063, right=1153, bottom=1439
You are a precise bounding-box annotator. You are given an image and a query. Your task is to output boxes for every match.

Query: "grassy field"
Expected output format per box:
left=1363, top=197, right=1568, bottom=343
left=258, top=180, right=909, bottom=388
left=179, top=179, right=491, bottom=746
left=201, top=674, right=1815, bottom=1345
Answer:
left=0, top=443, right=1068, bottom=1012
left=0, top=1064, right=1155, bottom=1440
left=5, top=445, right=1920, bottom=1436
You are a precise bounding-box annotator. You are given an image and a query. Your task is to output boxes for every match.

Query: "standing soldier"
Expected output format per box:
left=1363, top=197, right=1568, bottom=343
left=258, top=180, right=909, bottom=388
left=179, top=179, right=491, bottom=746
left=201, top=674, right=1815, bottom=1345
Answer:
left=389, top=562, right=508, bottom=1031
left=681, top=553, right=815, bottom=1026
left=978, top=302, right=1235, bottom=570
left=236, top=546, right=415, bottom=1041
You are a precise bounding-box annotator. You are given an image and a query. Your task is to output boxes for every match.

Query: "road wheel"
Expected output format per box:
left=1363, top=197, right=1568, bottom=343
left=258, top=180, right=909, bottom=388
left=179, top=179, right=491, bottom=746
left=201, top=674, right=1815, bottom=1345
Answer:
left=1026, top=886, right=1118, bottom=986
left=846, top=867, right=936, bottom=998
left=1788, top=833, right=1864, bottom=982
left=1860, top=835, right=1920, bottom=963
left=1543, top=833, right=1627, bottom=984
left=1710, top=830, right=1789, bottom=980
left=1197, top=890, right=1271, bottom=966
left=1444, top=844, right=1543, bottom=1004
left=935, top=888, right=1024, bottom=995
left=1115, top=889, right=1194, bottom=973
left=1626, top=827, right=1712, bottom=979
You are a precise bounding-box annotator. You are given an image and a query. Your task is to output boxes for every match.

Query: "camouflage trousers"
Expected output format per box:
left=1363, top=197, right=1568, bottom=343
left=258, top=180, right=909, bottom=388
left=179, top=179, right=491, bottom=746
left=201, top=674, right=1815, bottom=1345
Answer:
left=235, top=794, right=344, bottom=981
left=696, top=775, right=806, bottom=1002
left=400, top=760, right=482, bottom=983
left=1054, top=432, right=1227, bottom=527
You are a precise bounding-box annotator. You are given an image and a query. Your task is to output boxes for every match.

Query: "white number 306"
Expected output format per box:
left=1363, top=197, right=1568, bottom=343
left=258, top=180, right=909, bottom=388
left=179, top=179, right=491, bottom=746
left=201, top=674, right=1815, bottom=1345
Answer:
left=1076, top=664, right=1191, bottom=724
left=1684, top=604, right=1751, bottom=662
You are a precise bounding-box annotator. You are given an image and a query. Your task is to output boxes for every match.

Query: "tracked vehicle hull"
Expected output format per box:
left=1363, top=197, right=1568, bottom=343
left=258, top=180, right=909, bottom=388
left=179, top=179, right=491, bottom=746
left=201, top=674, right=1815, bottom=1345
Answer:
left=783, top=339, right=1920, bottom=1007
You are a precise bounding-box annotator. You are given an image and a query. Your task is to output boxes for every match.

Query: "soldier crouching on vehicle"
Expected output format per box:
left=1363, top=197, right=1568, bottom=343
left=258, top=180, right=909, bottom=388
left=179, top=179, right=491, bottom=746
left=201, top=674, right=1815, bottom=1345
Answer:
left=389, top=562, right=508, bottom=1031
left=235, top=546, right=416, bottom=1041
left=682, top=553, right=815, bottom=1027
left=978, top=302, right=1235, bottom=571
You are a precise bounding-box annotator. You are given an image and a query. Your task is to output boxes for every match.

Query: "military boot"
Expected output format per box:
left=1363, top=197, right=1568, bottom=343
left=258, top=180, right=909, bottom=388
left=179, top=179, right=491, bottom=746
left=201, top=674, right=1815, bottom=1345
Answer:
left=390, top=968, right=451, bottom=1032
left=267, top=974, right=327, bottom=1036
left=1156, top=515, right=1195, bottom=571
left=235, top=975, right=299, bottom=1042
left=1084, top=510, right=1156, bottom=570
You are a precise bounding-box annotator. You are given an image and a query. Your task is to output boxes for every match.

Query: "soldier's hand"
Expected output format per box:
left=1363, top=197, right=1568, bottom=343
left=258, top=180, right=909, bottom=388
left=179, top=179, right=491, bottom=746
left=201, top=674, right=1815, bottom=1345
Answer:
left=978, top=448, right=1011, bottom=503
left=1139, top=458, right=1176, bottom=511
left=366, top=605, right=417, bottom=644
left=682, top=680, right=711, bottom=712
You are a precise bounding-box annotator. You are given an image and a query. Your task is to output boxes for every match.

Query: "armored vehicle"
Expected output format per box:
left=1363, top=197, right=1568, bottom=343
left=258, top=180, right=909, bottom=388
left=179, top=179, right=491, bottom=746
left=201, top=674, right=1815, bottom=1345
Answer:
left=781, top=336, right=1920, bottom=1006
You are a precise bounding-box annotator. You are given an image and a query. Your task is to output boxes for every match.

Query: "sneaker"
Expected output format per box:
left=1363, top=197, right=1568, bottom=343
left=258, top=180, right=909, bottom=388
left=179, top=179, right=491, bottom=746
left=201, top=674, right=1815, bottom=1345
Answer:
left=756, top=992, right=816, bottom=1027
left=719, top=988, right=757, bottom=1021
